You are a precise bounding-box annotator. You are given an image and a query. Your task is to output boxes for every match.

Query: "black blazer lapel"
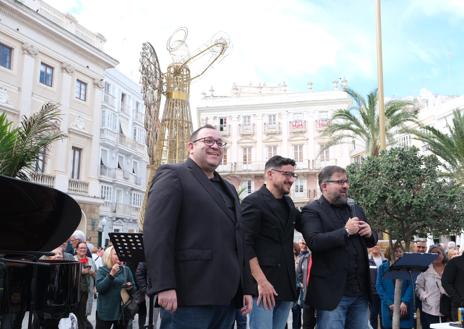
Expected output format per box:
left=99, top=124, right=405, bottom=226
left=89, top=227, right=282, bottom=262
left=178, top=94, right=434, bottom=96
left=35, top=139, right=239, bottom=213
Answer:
left=186, top=158, right=237, bottom=224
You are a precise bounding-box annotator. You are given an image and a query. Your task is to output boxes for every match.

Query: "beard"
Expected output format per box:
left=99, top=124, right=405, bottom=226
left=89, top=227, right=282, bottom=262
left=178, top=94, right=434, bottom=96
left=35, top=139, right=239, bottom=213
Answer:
left=332, top=194, right=348, bottom=206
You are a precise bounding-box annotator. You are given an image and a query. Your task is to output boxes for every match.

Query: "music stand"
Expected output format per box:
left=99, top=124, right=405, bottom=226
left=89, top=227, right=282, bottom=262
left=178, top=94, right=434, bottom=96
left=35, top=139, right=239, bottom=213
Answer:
left=109, top=233, right=156, bottom=329
left=383, top=252, right=437, bottom=312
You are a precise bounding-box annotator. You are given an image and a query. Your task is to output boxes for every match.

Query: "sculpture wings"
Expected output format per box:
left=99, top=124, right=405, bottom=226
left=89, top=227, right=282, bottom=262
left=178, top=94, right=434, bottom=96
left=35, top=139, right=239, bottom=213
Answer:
left=139, top=42, right=163, bottom=160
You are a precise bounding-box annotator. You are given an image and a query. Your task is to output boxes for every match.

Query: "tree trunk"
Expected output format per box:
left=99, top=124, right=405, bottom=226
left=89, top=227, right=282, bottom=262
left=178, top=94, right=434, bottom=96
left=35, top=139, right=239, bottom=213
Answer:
left=392, top=279, right=402, bottom=329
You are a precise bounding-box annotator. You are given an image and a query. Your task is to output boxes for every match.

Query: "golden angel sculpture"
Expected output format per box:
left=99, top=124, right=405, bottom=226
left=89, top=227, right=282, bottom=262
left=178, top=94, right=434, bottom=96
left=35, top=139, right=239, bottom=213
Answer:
left=139, top=27, right=229, bottom=227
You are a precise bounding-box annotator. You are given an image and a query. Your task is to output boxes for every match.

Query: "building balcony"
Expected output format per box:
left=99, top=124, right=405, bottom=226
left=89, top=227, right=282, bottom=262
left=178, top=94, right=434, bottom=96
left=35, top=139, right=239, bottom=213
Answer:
left=119, top=134, right=145, bottom=154
left=239, top=124, right=255, bottom=136
left=134, top=112, right=144, bottom=124
left=120, top=103, right=131, bottom=115
left=100, top=127, right=118, bottom=143
left=218, top=125, right=230, bottom=137
left=263, top=122, right=281, bottom=135
left=68, top=179, right=89, bottom=195
left=100, top=165, right=116, bottom=178
left=29, top=172, right=55, bottom=188
left=316, top=119, right=331, bottom=131
left=289, top=120, right=307, bottom=134
left=103, top=93, right=116, bottom=108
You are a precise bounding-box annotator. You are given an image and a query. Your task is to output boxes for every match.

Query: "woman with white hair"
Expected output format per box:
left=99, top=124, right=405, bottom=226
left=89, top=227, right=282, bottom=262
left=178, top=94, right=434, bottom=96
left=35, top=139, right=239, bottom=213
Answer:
left=95, top=246, right=135, bottom=329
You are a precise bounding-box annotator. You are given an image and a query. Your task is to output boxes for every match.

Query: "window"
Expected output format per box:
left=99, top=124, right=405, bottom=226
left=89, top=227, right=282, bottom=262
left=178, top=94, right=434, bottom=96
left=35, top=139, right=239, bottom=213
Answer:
left=39, top=63, right=54, bottom=87
left=75, top=79, right=87, bottom=101
left=294, top=177, right=304, bottom=194
left=293, top=144, right=303, bottom=162
left=117, top=154, right=125, bottom=170
left=243, top=147, right=252, bottom=165
left=268, top=114, right=276, bottom=126
left=246, top=180, right=252, bottom=194
left=397, top=135, right=411, bottom=148
left=104, top=82, right=112, bottom=95
left=101, top=110, right=118, bottom=131
left=71, top=147, right=82, bottom=179
left=320, top=146, right=330, bottom=161
left=132, top=160, right=139, bottom=175
left=242, top=115, right=251, bottom=126
left=100, top=184, right=113, bottom=201
left=0, top=43, right=12, bottom=69
left=34, top=148, right=46, bottom=173
left=219, top=117, right=227, bottom=131
left=222, top=149, right=228, bottom=165
left=267, top=145, right=277, bottom=160
left=131, top=192, right=143, bottom=207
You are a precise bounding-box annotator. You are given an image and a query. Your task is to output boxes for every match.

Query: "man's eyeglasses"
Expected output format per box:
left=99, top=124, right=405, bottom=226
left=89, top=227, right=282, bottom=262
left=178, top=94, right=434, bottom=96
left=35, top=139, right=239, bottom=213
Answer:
left=325, top=179, right=349, bottom=185
left=271, top=169, right=298, bottom=178
left=191, top=137, right=227, bottom=148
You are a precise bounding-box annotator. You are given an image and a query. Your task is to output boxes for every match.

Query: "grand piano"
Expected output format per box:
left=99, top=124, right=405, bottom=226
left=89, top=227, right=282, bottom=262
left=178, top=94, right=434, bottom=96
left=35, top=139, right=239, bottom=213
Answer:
left=0, top=175, right=82, bottom=328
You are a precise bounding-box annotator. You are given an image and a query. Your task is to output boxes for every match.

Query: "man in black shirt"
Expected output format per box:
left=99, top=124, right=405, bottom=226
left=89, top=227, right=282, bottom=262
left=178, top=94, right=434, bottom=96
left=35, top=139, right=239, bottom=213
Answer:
left=301, top=165, right=377, bottom=329
left=241, top=156, right=302, bottom=329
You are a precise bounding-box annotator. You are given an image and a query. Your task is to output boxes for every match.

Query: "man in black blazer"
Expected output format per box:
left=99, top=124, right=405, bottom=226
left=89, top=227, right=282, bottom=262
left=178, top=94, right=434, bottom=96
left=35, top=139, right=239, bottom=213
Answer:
left=301, top=165, right=377, bottom=329
left=442, top=252, right=464, bottom=321
left=241, top=155, right=301, bottom=329
left=143, top=124, right=253, bottom=329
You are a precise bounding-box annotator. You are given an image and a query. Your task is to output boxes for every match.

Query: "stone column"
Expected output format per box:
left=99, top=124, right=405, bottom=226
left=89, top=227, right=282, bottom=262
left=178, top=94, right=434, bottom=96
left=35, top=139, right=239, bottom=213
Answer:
left=53, top=63, right=75, bottom=192
left=87, top=78, right=104, bottom=197
left=19, top=43, right=38, bottom=119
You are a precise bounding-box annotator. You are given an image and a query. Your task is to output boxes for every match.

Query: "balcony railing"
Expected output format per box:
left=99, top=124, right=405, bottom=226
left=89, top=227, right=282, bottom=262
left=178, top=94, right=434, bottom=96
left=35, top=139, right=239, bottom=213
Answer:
left=68, top=179, right=89, bottom=195
left=29, top=172, right=55, bottom=188
left=263, top=122, right=281, bottom=135
left=120, top=103, right=131, bottom=115
left=239, top=124, right=255, bottom=136
left=100, top=165, right=116, bottom=178
left=289, top=120, right=307, bottom=134
left=100, top=127, right=118, bottom=143
left=316, top=119, right=331, bottom=131
left=134, top=112, right=144, bottom=123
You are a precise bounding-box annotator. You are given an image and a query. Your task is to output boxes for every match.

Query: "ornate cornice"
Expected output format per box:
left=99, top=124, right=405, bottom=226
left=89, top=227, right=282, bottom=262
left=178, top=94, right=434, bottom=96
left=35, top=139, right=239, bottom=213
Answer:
left=22, top=42, right=39, bottom=56
left=62, top=62, right=75, bottom=74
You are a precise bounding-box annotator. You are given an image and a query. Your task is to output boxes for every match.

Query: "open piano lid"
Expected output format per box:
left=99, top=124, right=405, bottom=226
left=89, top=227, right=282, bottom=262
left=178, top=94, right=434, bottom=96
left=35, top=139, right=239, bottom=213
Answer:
left=0, top=175, right=81, bottom=252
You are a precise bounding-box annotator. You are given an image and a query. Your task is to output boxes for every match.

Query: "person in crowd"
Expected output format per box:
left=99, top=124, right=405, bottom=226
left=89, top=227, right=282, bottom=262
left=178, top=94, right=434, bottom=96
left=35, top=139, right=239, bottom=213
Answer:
left=446, top=241, right=456, bottom=252
left=135, top=262, right=160, bottom=329
left=415, top=245, right=447, bottom=329
left=92, top=247, right=104, bottom=269
left=446, top=247, right=460, bottom=260
left=96, top=246, right=135, bottom=329
left=302, top=165, right=377, bottom=329
left=296, top=240, right=315, bottom=329
left=143, top=124, right=253, bottom=329
left=66, top=230, right=92, bottom=257
left=75, top=241, right=96, bottom=329
left=414, top=239, right=427, bottom=254
left=292, top=242, right=302, bottom=329
left=240, top=155, right=301, bottom=329
left=376, top=245, right=414, bottom=329
left=368, top=245, right=385, bottom=329
left=441, top=248, right=464, bottom=322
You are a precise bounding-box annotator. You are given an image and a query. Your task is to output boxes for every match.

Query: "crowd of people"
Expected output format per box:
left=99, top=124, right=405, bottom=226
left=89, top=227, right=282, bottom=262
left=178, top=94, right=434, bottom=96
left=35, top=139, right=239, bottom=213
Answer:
left=32, top=124, right=464, bottom=329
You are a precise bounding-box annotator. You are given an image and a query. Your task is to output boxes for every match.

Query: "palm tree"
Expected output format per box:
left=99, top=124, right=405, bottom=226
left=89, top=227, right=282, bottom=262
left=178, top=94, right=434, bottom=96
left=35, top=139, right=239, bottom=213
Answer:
left=321, top=88, right=419, bottom=157
left=0, top=102, right=64, bottom=179
left=412, top=109, right=464, bottom=184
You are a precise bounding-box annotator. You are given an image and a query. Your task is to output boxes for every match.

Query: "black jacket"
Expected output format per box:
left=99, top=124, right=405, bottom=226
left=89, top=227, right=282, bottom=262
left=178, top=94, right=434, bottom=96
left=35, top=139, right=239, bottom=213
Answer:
left=301, top=196, right=378, bottom=310
left=442, top=254, right=464, bottom=304
left=143, top=158, right=253, bottom=307
left=240, top=185, right=302, bottom=301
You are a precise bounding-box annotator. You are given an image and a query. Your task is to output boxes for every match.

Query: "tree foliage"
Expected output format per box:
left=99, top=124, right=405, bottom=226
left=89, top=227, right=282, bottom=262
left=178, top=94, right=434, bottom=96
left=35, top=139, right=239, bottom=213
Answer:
left=411, top=109, right=464, bottom=185
left=0, top=103, right=64, bottom=179
left=322, top=88, right=419, bottom=157
left=347, top=147, right=464, bottom=249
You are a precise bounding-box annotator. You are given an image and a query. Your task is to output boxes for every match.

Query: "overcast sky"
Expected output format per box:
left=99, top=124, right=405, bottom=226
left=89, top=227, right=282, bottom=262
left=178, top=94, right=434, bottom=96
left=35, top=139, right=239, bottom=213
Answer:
left=46, top=0, right=464, bottom=106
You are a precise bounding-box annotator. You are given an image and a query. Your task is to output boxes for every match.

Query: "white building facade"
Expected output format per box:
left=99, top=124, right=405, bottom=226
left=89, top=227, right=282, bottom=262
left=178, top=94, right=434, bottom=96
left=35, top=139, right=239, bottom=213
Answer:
left=98, top=68, right=148, bottom=247
left=0, top=0, right=119, bottom=245
left=197, top=83, right=353, bottom=208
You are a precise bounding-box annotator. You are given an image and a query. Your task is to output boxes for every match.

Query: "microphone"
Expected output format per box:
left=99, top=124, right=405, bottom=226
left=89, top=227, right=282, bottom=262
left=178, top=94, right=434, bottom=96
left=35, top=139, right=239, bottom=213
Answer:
left=347, top=198, right=357, bottom=218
